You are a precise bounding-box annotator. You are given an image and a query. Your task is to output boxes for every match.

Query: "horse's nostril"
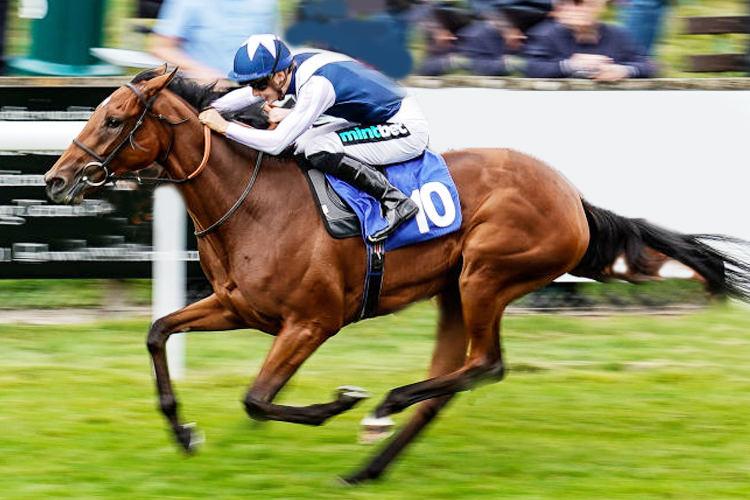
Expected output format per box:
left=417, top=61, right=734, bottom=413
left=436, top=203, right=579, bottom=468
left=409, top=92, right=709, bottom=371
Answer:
left=45, top=176, right=65, bottom=192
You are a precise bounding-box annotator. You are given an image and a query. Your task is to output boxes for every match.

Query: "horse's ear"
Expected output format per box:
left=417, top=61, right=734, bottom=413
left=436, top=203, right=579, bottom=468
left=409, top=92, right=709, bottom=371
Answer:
left=163, top=66, right=179, bottom=86
left=141, top=66, right=179, bottom=96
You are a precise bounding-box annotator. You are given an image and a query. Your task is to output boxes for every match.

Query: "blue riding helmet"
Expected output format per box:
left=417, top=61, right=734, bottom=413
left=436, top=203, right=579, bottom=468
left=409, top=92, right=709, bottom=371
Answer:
left=229, top=34, right=294, bottom=83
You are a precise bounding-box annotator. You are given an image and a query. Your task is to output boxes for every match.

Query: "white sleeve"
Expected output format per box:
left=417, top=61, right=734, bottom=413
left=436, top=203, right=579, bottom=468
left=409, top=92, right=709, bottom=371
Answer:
left=211, top=86, right=262, bottom=113
left=224, top=76, right=336, bottom=156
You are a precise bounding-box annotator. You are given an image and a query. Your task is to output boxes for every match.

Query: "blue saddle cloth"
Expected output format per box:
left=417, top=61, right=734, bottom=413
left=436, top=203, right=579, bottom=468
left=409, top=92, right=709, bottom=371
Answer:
left=326, top=150, right=462, bottom=251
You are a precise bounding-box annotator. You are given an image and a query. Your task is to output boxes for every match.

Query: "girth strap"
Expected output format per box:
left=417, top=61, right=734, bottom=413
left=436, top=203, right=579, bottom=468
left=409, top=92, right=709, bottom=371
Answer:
left=356, top=241, right=385, bottom=321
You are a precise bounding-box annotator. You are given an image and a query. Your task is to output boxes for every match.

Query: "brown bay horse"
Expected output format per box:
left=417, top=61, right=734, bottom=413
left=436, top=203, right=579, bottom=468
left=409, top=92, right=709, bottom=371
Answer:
left=43, top=68, right=750, bottom=483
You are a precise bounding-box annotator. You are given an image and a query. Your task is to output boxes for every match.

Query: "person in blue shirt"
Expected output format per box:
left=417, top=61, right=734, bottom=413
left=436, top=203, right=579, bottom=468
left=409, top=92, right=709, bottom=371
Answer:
left=522, top=0, right=655, bottom=81
left=199, top=35, right=427, bottom=243
left=149, top=0, right=279, bottom=86
left=618, top=0, right=669, bottom=57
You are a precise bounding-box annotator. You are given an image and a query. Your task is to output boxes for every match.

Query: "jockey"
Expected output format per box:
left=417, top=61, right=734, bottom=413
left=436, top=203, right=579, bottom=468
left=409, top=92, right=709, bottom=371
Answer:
left=199, top=34, right=428, bottom=243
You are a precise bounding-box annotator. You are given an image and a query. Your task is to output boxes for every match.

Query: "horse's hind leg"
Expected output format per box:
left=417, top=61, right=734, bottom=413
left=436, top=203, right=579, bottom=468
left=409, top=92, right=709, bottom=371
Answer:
left=371, top=265, right=558, bottom=420
left=242, top=322, right=369, bottom=425
left=343, top=285, right=468, bottom=484
left=148, top=293, right=245, bottom=451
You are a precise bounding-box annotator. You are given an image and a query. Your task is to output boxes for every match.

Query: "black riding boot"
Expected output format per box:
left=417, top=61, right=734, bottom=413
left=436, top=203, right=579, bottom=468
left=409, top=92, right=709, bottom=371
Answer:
left=308, top=152, right=419, bottom=243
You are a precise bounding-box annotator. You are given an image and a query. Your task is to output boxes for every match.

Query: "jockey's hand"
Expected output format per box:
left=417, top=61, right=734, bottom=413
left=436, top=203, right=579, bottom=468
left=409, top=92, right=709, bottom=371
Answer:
left=198, top=108, right=229, bottom=134
left=263, top=103, right=292, bottom=124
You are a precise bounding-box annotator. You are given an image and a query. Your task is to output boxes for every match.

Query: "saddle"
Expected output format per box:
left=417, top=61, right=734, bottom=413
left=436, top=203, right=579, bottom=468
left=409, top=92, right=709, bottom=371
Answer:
left=302, top=167, right=361, bottom=239
left=301, top=150, right=461, bottom=251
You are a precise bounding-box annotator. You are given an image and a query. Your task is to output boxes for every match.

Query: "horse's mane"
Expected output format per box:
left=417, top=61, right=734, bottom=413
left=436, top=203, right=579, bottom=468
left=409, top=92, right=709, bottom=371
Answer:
left=131, top=69, right=227, bottom=112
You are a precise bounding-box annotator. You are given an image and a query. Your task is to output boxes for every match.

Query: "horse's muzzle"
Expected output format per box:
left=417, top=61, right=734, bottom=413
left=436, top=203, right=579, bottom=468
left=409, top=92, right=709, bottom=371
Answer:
left=44, top=173, right=82, bottom=205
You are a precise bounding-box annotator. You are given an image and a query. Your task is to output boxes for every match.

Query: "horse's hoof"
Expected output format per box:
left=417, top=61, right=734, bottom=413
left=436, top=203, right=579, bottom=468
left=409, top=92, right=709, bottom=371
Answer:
left=337, top=385, right=371, bottom=401
left=176, top=422, right=205, bottom=453
left=358, top=415, right=394, bottom=445
left=336, top=474, right=360, bottom=487
left=337, top=470, right=376, bottom=486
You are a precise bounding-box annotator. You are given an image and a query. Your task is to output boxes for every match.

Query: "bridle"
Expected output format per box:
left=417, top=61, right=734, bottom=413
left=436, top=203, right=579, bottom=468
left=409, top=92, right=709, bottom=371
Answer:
left=72, top=82, right=202, bottom=186
left=70, top=80, right=263, bottom=237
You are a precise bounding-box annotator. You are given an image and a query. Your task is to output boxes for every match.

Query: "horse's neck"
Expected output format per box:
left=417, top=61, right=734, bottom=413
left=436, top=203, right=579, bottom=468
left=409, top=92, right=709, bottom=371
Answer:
left=163, top=124, right=306, bottom=245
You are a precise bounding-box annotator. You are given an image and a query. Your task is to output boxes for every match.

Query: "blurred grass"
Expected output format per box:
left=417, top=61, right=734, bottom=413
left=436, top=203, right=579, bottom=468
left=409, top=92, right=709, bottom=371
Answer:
left=0, top=300, right=749, bottom=498
left=0, top=279, right=151, bottom=309
left=4, top=0, right=749, bottom=78
left=0, top=278, right=712, bottom=310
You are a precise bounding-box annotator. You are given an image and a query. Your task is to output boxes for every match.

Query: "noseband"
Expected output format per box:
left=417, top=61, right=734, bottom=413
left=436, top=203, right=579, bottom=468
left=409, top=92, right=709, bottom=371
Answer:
left=72, top=82, right=198, bottom=186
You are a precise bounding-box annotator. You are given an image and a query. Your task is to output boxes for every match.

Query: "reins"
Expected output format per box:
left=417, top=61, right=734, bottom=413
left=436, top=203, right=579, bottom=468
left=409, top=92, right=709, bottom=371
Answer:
left=72, top=79, right=264, bottom=238
left=131, top=124, right=212, bottom=185
left=193, top=149, right=263, bottom=237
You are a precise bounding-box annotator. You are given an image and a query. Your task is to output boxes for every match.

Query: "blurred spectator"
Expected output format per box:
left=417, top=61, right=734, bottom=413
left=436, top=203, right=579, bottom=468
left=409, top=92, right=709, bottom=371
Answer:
left=414, top=1, right=475, bottom=76
left=468, top=0, right=499, bottom=18
left=287, top=0, right=413, bottom=78
left=617, top=0, right=669, bottom=56
left=493, top=0, right=552, bottom=51
left=458, top=17, right=520, bottom=76
left=138, top=0, right=165, bottom=18
left=383, top=0, right=424, bottom=47
left=458, top=0, right=553, bottom=74
left=416, top=0, right=552, bottom=77
left=149, top=0, right=279, bottom=86
left=522, top=0, right=655, bottom=81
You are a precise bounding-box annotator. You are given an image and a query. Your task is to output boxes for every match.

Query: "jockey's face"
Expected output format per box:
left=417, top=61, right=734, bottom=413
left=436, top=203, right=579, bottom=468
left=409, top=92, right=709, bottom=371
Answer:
left=251, top=70, right=290, bottom=103
left=252, top=83, right=280, bottom=102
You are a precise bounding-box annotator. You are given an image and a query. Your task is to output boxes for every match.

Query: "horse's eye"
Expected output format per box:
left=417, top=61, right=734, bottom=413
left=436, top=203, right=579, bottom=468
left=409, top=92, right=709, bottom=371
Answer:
left=105, top=117, right=122, bottom=128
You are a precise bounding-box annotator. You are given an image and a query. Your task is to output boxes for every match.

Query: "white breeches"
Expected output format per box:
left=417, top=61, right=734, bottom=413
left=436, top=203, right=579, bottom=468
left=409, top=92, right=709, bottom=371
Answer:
left=294, top=93, right=429, bottom=166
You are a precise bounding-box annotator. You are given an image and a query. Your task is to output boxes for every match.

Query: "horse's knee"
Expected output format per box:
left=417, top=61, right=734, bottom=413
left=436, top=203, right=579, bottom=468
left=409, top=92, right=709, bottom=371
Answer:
left=243, top=395, right=269, bottom=422
left=466, top=358, right=506, bottom=387
left=146, top=319, right=170, bottom=354
left=486, top=359, right=506, bottom=382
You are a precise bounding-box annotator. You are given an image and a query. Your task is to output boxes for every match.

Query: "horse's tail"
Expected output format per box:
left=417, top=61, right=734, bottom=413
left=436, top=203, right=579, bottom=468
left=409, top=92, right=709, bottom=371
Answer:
left=570, top=199, right=750, bottom=300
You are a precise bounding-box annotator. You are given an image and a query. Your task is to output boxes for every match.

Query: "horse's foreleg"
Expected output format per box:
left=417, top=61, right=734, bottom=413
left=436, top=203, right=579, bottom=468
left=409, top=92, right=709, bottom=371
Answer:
left=147, top=293, right=244, bottom=451
left=343, top=285, right=468, bottom=484
left=243, top=323, right=369, bottom=425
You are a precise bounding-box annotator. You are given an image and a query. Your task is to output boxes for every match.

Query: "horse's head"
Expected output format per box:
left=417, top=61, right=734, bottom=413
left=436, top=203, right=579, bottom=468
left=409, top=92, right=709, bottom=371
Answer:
left=44, top=67, right=179, bottom=204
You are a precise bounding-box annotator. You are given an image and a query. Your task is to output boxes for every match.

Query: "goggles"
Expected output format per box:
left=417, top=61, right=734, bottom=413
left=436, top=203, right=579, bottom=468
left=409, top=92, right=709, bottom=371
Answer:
left=244, top=76, right=272, bottom=91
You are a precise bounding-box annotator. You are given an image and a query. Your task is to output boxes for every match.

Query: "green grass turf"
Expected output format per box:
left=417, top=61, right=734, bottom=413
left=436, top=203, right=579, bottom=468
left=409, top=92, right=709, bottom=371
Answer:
left=1, top=301, right=749, bottom=498
left=0, top=279, right=151, bottom=309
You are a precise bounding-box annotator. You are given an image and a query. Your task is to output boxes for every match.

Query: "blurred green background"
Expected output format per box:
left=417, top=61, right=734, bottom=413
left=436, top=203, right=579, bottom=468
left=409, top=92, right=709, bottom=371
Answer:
left=3, top=0, right=750, bottom=78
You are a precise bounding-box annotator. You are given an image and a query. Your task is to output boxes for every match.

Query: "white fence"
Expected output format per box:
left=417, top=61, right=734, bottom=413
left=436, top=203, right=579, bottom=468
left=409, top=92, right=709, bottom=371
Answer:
left=414, top=88, right=750, bottom=241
